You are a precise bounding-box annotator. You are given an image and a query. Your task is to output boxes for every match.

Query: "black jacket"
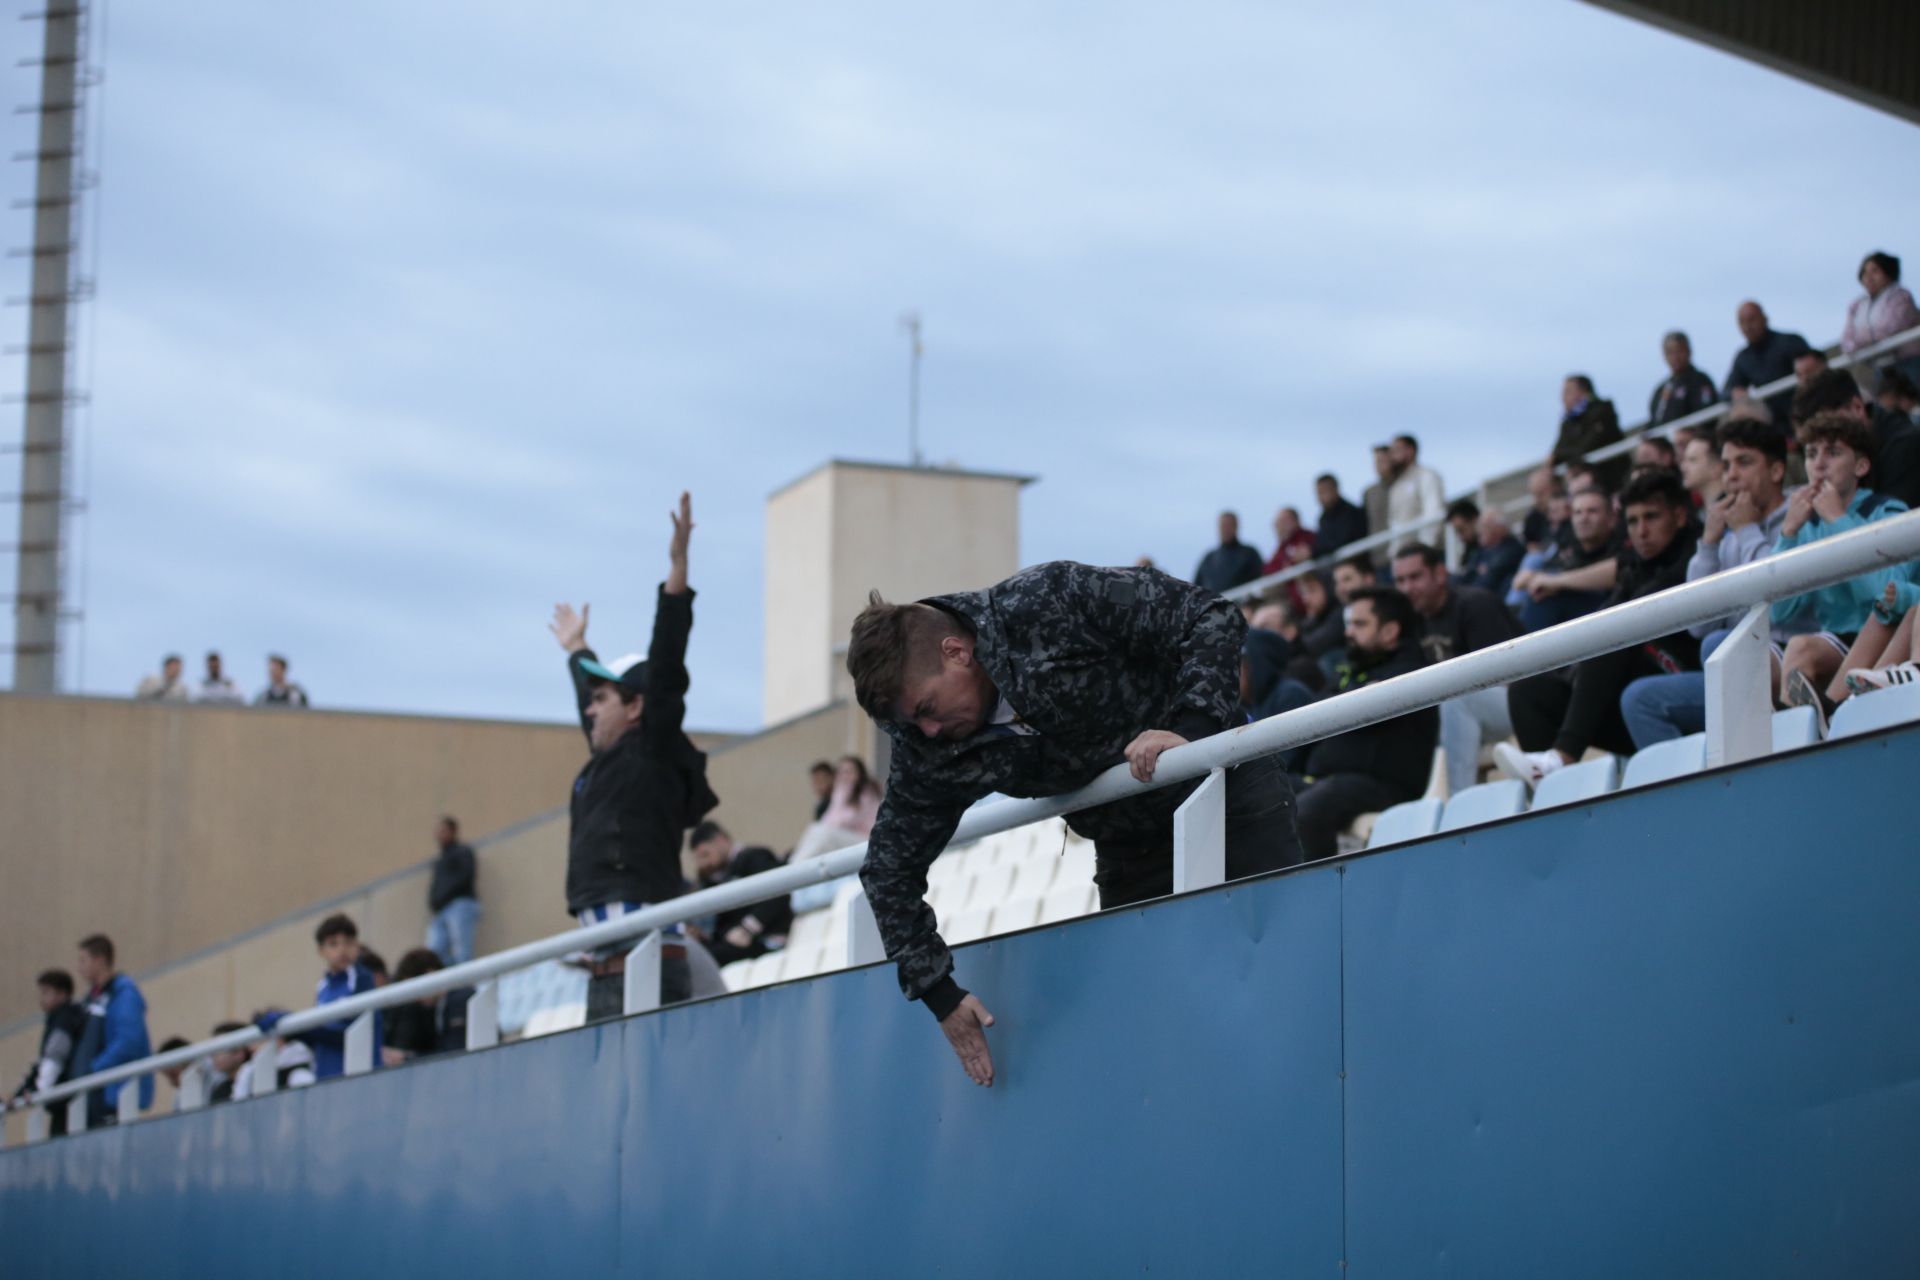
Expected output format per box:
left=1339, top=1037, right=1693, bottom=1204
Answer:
left=427, top=841, right=477, bottom=912
left=1456, top=536, right=1525, bottom=600
left=859, top=562, right=1245, bottom=1015
left=1417, top=585, right=1521, bottom=666
left=1193, top=541, right=1264, bottom=593
left=13, top=1000, right=84, bottom=1101
left=1312, top=499, right=1369, bottom=559
left=1303, top=640, right=1438, bottom=799
left=564, top=587, right=719, bottom=914
left=1871, top=406, right=1920, bottom=509
left=1610, top=523, right=1702, bottom=670
left=1649, top=366, right=1719, bottom=426
left=1725, top=328, right=1812, bottom=425
left=700, top=845, right=795, bottom=966
left=1553, top=398, right=1628, bottom=492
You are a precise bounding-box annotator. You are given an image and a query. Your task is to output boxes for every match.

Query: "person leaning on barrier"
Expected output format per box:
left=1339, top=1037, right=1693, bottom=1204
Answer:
left=70, top=934, right=153, bottom=1125
left=7, top=969, right=85, bottom=1135
left=549, top=492, right=718, bottom=1021
left=846, top=562, right=1303, bottom=1087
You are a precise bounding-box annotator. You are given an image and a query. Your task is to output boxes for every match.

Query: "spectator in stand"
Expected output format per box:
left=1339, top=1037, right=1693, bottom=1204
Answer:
left=1456, top=507, right=1524, bottom=600
left=793, top=755, right=884, bottom=862
left=1265, top=506, right=1316, bottom=608
left=550, top=493, right=717, bottom=1020
left=1311, top=474, right=1368, bottom=560
left=8, top=969, right=84, bottom=1135
left=381, top=948, right=471, bottom=1066
left=808, top=761, right=834, bottom=820
left=205, top=1021, right=249, bottom=1104
left=1242, top=618, right=1314, bottom=725
left=156, top=1037, right=192, bottom=1108
left=1843, top=251, right=1920, bottom=379
left=135, top=654, right=189, bottom=701
left=254, top=914, right=383, bottom=1081
left=1193, top=511, right=1264, bottom=594
left=1834, top=581, right=1920, bottom=700
left=359, top=948, right=389, bottom=986
left=1794, top=350, right=1829, bottom=390
left=1363, top=446, right=1395, bottom=572
left=1286, top=587, right=1438, bottom=859
left=195, top=651, right=245, bottom=704
left=1793, top=366, right=1920, bottom=509
left=1393, top=544, right=1520, bottom=796
left=1288, top=571, right=1346, bottom=669
left=426, top=816, right=480, bottom=966
left=1649, top=330, right=1719, bottom=427
left=1726, top=301, right=1813, bottom=428
left=1879, top=369, right=1920, bottom=423
left=1775, top=410, right=1912, bottom=725
left=1386, top=434, right=1446, bottom=554
left=1497, top=469, right=1701, bottom=788
left=688, top=822, right=794, bottom=966
left=1331, top=556, right=1372, bottom=607
left=255, top=654, right=308, bottom=707
left=70, top=934, right=153, bottom=1125
left=1564, top=461, right=1603, bottom=497
left=1679, top=432, right=1726, bottom=507
left=1551, top=375, right=1628, bottom=493
left=1521, top=467, right=1562, bottom=551
left=1634, top=435, right=1678, bottom=472
left=1513, top=489, right=1622, bottom=632
left=231, top=1028, right=317, bottom=1099
left=1444, top=498, right=1479, bottom=555
left=1617, top=417, right=1810, bottom=748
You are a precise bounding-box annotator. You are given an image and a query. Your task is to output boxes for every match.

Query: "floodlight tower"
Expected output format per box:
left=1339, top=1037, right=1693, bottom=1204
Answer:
left=8, top=0, right=90, bottom=692
left=899, top=309, right=922, bottom=467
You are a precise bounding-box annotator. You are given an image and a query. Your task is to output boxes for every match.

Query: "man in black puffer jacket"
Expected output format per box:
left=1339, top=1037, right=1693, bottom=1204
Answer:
left=549, top=492, right=718, bottom=1022
left=1287, top=586, right=1439, bottom=860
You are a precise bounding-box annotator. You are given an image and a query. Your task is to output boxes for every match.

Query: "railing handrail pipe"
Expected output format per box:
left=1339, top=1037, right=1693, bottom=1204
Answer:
left=26, top=509, right=1920, bottom=1110
left=1223, top=321, right=1920, bottom=603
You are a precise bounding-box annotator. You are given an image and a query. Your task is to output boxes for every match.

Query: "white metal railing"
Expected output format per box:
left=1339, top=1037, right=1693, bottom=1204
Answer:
left=1223, top=321, right=1920, bottom=604
left=13, top=509, right=1920, bottom=1134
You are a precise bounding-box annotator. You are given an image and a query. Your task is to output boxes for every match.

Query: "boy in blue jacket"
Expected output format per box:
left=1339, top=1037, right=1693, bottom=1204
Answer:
left=70, top=934, right=153, bottom=1125
left=1775, top=409, right=1912, bottom=721
left=257, top=914, right=383, bottom=1080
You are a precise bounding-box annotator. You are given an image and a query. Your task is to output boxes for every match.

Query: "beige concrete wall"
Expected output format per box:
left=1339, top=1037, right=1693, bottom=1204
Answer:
left=763, top=461, right=1028, bottom=725
left=0, top=693, right=588, bottom=1026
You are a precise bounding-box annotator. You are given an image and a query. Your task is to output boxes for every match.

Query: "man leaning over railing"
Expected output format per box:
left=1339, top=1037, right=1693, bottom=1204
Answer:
left=845, top=562, right=1304, bottom=1087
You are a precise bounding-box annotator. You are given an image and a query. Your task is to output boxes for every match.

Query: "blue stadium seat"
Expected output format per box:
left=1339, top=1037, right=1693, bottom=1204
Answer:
left=1530, top=754, right=1618, bottom=812
left=1439, top=780, right=1529, bottom=833
left=1829, top=684, right=1920, bottom=739
left=1770, top=704, right=1822, bottom=752
left=1366, top=797, right=1444, bottom=848
left=1621, top=733, right=1706, bottom=789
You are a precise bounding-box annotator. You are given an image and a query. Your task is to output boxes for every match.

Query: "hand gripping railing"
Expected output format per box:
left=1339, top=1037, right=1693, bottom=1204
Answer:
left=16, top=510, right=1920, bottom=1128
left=1223, top=321, right=1920, bottom=604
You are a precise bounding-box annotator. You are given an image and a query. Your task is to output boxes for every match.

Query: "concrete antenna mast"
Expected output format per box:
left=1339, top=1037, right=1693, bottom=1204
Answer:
left=6, top=0, right=92, bottom=691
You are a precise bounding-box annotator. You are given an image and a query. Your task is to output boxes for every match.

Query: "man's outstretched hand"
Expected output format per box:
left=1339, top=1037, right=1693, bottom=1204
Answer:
left=666, top=491, right=693, bottom=595
left=940, top=994, right=997, bottom=1086
left=550, top=602, right=590, bottom=654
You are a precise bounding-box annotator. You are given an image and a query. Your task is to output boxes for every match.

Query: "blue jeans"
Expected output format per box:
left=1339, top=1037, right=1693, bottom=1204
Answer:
left=427, top=896, right=481, bottom=966
left=1618, top=629, right=1730, bottom=749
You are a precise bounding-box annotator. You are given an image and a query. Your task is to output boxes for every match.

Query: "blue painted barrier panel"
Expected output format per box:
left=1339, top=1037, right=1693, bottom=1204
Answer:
left=3, top=728, right=1916, bottom=1278
left=1343, top=732, right=1920, bottom=1278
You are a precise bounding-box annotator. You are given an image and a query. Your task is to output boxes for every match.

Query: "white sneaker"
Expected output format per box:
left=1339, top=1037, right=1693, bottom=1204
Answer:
left=1846, top=661, right=1920, bottom=696
left=1492, top=742, right=1564, bottom=791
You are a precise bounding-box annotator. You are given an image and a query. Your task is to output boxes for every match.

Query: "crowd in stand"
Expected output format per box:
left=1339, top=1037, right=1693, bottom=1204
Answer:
left=133, top=650, right=310, bottom=707
left=1223, top=256, right=1920, bottom=852
left=12, top=252, right=1920, bottom=1125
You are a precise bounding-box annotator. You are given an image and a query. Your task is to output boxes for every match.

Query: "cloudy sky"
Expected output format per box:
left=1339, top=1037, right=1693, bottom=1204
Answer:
left=2, top=1, right=1915, bottom=732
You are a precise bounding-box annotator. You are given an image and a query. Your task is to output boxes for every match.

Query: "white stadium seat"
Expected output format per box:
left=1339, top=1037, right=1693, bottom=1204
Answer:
left=1529, top=754, right=1619, bottom=812
left=1830, top=683, right=1920, bottom=739
left=1620, top=733, right=1706, bottom=789
left=1037, top=882, right=1097, bottom=925
left=1366, top=798, right=1443, bottom=848
left=1439, top=780, right=1528, bottom=832
left=1771, top=704, right=1822, bottom=751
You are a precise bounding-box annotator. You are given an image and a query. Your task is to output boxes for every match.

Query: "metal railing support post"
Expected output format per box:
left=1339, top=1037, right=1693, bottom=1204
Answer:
left=1172, top=767, right=1227, bottom=894
left=623, top=933, right=662, bottom=1016
left=177, top=1061, right=208, bottom=1112
left=344, top=1012, right=377, bottom=1076
left=116, top=1080, right=139, bottom=1124
left=846, top=890, right=887, bottom=967
left=252, top=1044, right=279, bottom=1096
left=26, top=1107, right=47, bottom=1144
left=1706, top=604, right=1773, bottom=768
left=465, top=983, right=500, bottom=1051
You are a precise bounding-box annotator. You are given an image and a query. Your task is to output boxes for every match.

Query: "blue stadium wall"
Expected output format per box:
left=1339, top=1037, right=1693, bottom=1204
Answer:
left=4, top=727, right=1917, bottom=1278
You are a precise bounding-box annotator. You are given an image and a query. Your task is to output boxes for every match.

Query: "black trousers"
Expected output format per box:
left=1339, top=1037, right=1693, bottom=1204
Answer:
left=1092, top=754, right=1303, bottom=909
left=1289, top=772, right=1410, bottom=862
left=585, top=952, right=693, bottom=1024
left=1508, top=646, right=1667, bottom=760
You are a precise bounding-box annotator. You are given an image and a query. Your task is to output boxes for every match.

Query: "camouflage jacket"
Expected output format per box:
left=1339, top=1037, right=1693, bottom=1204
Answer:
left=857, top=561, right=1245, bottom=1018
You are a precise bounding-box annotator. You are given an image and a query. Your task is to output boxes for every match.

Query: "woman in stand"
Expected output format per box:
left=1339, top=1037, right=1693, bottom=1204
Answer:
left=1843, top=250, right=1920, bottom=383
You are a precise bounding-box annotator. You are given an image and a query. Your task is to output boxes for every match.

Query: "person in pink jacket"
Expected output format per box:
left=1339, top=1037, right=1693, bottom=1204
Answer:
left=1843, top=250, right=1920, bottom=371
